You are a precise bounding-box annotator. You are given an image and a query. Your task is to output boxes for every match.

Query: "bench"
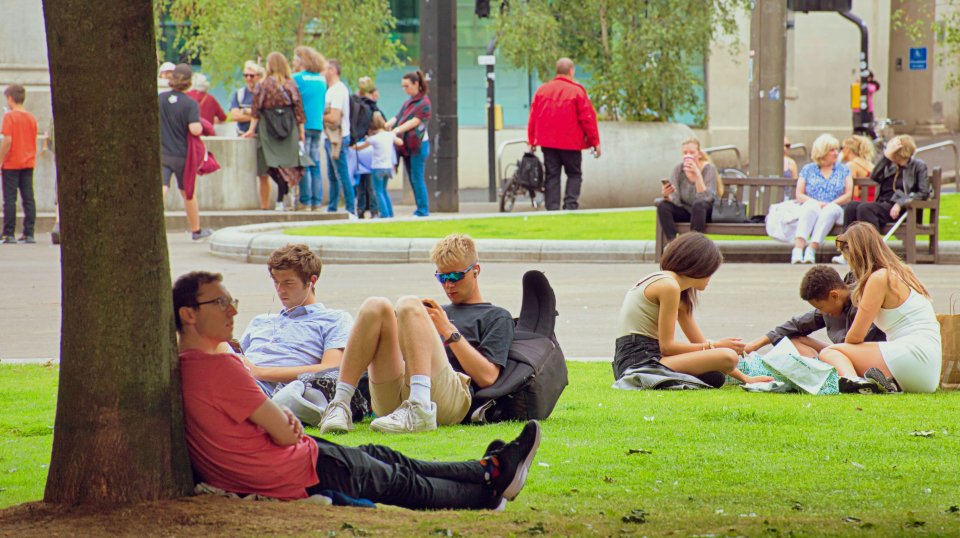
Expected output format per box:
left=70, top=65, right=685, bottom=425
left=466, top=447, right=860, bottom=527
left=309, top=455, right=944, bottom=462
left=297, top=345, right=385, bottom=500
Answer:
left=654, top=167, right=942, bottom=264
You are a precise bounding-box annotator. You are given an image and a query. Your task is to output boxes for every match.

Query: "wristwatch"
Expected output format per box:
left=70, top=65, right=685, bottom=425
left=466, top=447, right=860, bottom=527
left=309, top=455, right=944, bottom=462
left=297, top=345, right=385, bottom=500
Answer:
left=443, top=331, right=462, bottom=346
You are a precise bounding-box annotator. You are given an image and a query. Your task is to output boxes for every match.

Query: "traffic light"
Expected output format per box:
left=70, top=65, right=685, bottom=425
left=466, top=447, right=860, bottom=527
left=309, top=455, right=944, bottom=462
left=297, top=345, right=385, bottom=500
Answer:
left=476, top=0, right=490, bottom=18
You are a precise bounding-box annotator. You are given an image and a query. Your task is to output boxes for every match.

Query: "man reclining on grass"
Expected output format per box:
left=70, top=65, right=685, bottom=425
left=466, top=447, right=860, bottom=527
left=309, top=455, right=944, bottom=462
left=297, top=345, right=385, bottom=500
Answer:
left=230, top=244, right=353, bottom=396
left=320, top=233, right=515, bottom=434
left=744, top=264, right=886, bottom=366
left=174, top=270, right=540, bottom=509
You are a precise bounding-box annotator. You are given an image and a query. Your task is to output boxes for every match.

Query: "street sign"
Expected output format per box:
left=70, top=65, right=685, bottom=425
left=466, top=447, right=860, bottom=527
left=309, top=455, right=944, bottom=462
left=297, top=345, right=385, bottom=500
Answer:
left=909, top=47, right=927, bottom=70
left=477, top=55, right=496, bottom=66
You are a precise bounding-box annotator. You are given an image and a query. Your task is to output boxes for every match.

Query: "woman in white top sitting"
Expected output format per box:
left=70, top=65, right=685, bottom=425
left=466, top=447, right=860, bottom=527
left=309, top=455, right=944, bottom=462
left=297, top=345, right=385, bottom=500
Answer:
left=612, top=233, right=773, bottom=387
left=792, top=134, right=853, bottom=264
left=819, top=222, right=942, bottom=393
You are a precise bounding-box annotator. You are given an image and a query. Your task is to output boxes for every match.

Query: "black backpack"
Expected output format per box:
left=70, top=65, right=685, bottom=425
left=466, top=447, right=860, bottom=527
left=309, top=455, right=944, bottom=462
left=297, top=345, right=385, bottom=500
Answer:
left=515, top=152, right=544, bottom=191
left=467, top=271, right=568, bottom=424
left=349, top=94, right=374, bottom=141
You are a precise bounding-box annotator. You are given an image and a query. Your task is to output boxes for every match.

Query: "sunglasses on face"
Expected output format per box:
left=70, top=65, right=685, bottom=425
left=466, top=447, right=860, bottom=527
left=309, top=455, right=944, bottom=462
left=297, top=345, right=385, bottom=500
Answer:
left=243, top=74, right=257, bottom=79
left=835, top=238, right=848, bottom=251
left=196, top=296, right=239, bottom=311
left=434, top=261, right=478, bottom=284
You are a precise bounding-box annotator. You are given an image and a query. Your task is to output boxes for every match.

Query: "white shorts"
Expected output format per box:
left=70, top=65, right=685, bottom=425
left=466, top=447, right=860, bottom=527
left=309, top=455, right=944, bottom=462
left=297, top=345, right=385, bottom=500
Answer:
left=879, top=334, right=942, bottom=393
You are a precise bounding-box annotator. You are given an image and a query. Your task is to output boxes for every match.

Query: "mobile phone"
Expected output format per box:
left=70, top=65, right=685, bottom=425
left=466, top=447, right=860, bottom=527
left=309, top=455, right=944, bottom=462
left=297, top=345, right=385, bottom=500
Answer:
left=661, top=179, right=671, bottom=186
left=422, top=300, right=435, bottom=309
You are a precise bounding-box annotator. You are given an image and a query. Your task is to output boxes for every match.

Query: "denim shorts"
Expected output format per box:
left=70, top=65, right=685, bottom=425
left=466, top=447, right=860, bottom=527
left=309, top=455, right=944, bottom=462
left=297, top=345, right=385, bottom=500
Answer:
left=612, top=334, right=663, bottom=380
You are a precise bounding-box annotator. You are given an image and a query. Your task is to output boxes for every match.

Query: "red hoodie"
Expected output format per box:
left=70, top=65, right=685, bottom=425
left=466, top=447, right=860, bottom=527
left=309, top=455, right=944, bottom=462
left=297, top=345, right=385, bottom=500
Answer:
left=527, top=76, right=600, bottom=151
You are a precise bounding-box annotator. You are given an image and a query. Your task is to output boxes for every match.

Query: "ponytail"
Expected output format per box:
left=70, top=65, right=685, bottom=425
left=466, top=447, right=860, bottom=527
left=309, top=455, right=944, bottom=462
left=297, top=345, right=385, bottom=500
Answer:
left=403, top=70, right=428, bottom=95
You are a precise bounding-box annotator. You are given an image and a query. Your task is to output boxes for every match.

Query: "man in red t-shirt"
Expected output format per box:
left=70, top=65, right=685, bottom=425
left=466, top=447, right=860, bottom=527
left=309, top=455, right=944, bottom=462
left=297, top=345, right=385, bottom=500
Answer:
left=0, top=84, right=39, bottom=244
left=174, top=271, right=541, bottom=509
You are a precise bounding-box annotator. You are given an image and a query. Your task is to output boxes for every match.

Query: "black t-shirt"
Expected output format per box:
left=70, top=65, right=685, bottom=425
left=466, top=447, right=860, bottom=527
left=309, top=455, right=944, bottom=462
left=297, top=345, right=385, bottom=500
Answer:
left=159, top=90, right=200, bottom=158
left=442, top=302, right=514, bottom=383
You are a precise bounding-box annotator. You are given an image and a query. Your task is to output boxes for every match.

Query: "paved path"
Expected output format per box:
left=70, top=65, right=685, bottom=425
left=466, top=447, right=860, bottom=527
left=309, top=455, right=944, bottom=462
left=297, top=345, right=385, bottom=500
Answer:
left=1, top=234, right=958, bottom=363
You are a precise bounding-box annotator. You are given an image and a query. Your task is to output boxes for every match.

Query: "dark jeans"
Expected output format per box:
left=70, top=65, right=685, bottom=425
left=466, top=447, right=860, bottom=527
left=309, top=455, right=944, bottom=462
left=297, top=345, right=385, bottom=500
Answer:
left=657, top=199, right=712, bottom=240
left=306, top=437, right=498, bottom=510
left=542, top=147, right=582, bottom=210
left=355, top=173, right=379, bottom=217
left=2, top=168, right=36, bottom=238
left=613, top=334, right=663, bottom=380
left=843, top=200, right=894, bottom=230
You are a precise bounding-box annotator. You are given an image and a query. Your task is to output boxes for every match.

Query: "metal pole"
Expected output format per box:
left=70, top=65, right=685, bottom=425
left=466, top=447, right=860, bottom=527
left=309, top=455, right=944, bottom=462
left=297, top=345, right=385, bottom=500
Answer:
left=748, top=0, right=787, bottom=177
left=486, top=38, right=497, bottom=202
left=838, top=11, right=870, bottom=135
left=420, top=0, right=459, bottom=212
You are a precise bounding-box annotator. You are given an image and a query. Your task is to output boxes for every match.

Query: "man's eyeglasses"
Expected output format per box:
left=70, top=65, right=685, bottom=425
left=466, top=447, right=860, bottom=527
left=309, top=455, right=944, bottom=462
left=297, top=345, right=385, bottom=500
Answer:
left=243, top=74, right=257, bottom=79
left=196, top=296, right=239, bottom=311
left=434, top=261, right=478, bottom=284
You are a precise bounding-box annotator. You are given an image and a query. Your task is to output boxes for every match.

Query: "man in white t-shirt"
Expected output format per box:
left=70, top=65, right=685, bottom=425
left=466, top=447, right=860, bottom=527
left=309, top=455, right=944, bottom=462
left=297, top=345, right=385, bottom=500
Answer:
left=323, top=59, right=355, bottom=215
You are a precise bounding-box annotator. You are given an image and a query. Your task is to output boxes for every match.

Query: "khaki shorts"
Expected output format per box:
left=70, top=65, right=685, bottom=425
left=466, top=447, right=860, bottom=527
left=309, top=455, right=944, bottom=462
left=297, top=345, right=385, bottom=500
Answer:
left=370, top=332, right=472, bottom=425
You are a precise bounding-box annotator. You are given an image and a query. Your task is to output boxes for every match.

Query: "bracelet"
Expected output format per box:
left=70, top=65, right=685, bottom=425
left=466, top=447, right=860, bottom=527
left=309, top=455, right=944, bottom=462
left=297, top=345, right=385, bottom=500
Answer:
left=708, top=340, right=715, bottom=350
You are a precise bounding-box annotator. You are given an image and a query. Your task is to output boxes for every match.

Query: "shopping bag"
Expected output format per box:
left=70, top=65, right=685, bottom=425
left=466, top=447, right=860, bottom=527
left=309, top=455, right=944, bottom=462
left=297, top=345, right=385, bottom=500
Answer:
left=937, top=294, right=960, bottom=390
left=761, top=338, right=839, bottom=395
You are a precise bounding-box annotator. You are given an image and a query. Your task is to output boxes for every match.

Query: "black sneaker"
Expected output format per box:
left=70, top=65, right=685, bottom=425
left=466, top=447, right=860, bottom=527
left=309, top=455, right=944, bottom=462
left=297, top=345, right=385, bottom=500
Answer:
left=1, top=235, right=16, bottom=244
left=864, top=368, right=900, bottom=393
left=18, top=236, right=36, bottom=244
left=191, top=228, right=213, bottom=241
left=839, top=376, right=886, bottom=394
left=696, top=371, right=727, bottom=388
left=484, top=439, right=506, bottom=458
left=480, top=420, right=541, bottom=501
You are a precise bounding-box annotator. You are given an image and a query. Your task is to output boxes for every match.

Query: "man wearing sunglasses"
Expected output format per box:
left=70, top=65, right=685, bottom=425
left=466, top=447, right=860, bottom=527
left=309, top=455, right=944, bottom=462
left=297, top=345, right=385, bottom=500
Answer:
left=320, top=234, right=514, bottom=434
left=174, top=270, right=542, bottom=509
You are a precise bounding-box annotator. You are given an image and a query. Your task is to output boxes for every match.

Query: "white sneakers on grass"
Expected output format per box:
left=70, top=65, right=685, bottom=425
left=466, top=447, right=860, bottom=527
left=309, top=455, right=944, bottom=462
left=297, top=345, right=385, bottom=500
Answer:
left=370, top=400, right=437, bottom=434
left=319, top=400, right=354, bottom=434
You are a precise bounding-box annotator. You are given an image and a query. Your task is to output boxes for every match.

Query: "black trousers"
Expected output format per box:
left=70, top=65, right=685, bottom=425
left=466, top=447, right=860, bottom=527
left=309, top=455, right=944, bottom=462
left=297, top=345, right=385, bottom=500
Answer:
left=542, top=147, right=582, bottom=210
left=2, top=168, right=35, bottom=238
left=843, top=200, right=894, bottom=230
left=657, top=199, right=712, bottom=240
left=305, top=437, right=498, bottom=510
left=267, top=168, right=289, bottom=203
left=355, top=173, right=379, bottom=216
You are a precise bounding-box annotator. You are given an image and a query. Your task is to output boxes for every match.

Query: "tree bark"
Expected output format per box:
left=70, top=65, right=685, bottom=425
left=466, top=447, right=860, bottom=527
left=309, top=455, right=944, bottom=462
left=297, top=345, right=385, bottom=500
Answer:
left=42, top=0, right=193, bottom=503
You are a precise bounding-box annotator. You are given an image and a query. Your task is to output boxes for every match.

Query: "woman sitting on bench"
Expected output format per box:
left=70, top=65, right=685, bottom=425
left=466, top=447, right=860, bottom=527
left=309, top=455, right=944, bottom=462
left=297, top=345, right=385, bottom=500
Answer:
left=792, top=134, right=853, bottom=264
left=612, top=233, right=772, bottom=387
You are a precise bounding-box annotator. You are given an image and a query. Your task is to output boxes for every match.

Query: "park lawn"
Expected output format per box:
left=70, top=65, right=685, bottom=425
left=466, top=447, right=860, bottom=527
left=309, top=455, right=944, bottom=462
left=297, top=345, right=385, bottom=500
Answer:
left=2, top=362, right=960, bottom=536
left=287, top=193, right=960, bottom=243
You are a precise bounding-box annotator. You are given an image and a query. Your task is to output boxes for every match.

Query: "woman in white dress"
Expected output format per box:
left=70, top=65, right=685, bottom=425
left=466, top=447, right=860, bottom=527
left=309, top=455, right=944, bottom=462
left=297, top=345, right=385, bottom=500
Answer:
left=819, top=222, right=942, bottom=393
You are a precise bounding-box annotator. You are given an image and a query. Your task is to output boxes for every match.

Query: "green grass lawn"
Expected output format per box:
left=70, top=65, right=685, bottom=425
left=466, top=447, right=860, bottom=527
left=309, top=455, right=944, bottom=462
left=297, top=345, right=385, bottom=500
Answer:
left=3, top=362, right=960, bottom=535
left=287, top=193, right=960, bottom=242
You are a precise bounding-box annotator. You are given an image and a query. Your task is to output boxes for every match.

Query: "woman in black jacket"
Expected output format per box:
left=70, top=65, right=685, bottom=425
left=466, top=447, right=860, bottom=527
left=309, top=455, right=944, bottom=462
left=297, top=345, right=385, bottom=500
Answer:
left=843, top=135, right=929, bottom=230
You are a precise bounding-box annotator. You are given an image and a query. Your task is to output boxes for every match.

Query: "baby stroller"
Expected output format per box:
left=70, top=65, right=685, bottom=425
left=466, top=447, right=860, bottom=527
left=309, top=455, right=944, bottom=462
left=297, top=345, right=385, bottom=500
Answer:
left=499, top=151, right=545, bottom=212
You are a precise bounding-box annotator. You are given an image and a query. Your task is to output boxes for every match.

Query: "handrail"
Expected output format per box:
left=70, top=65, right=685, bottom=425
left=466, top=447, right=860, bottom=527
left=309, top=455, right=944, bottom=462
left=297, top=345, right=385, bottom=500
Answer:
left=916, top=140, right=958, bottom=184
left=495, top=138, right=527, bottom=186
left=703, top=145, right=742, bottom=167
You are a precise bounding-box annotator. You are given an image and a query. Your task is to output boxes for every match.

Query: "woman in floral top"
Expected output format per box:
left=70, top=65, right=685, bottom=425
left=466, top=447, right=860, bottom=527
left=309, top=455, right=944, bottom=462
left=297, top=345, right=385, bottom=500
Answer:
left=792, top=134, right=853, bottom=264
left=242, top=52, right=307, bottom=211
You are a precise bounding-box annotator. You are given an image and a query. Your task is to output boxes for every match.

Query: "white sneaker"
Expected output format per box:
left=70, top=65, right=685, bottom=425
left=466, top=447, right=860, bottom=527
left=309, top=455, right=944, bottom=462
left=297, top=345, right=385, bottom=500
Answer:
left=803, top=246, right=816, bottom=264
left=790, top=247, right=803, bottom=264
left=319, top=400, right=354, bottom=434
left=369, top=400, right=437, bottom=434
left=275, top=202, right=285, bottom=212
left=831, top=254, right=848, bottom=265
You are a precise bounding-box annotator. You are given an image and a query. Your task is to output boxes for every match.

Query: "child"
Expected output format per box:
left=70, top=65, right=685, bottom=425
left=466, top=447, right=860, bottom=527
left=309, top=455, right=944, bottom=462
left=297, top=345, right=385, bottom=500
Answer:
left=744, top=265, right=886, bottom=358
left=354, top=113, right=400, bottom=218
left=819, top=223, right=941, bottom=394
left=613, top=232, right=772, bottom=386
left=0, top=84, right=38, bottom=244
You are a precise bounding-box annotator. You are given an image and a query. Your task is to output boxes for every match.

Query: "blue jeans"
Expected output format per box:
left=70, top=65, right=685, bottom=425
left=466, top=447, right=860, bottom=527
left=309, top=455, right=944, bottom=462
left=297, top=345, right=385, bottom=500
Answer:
left=402, top=140, right=430, bottom=216
left=325, top=135, right=355, bottom=214
left=300, top=129, right=323, bottom=207
left=372, top=169, right=394, bottom=218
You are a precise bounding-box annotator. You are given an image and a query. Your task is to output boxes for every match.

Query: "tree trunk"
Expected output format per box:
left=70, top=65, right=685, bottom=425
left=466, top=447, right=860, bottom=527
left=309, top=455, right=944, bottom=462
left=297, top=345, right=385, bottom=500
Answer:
left=42, top=0, right=193, bottom=503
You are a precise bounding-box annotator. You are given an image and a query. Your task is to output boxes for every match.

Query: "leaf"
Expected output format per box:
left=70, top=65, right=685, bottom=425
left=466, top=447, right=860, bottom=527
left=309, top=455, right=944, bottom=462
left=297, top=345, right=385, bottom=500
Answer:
left=622, top=509, right=648, bottom=524
left=524, top=522, right=547, bottom=535
left=910, top=430, right=936, bottom=437
left=791, top=501, right=804, bottom=511
left=340, top=523, right=368, bottom=536
left=603, top=476, right=616, bottom=483
left=626, top=448, right=652, bottom=455
left=945, top=505, right=959, bottom=514
left=432, top=529, right=459, bottom=537
left=842, top=516, right=862, bottom=523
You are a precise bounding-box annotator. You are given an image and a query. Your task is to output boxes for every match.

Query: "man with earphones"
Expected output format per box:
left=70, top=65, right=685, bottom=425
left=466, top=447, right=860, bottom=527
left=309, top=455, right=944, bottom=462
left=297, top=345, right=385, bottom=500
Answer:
left=319, top=234, right=514, bottom=434
left=235, top=244, right=354, bottom=396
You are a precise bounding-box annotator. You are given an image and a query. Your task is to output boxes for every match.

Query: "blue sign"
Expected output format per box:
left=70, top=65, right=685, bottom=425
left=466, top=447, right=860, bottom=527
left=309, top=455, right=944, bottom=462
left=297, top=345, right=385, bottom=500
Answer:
left=909, top=47, right=927, bottom=70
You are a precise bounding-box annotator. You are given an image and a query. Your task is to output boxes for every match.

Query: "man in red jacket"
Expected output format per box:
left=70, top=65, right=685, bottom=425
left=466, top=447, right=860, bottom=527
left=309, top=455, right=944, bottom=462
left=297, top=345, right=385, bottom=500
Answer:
left=527, top=58, right=600, bottom=211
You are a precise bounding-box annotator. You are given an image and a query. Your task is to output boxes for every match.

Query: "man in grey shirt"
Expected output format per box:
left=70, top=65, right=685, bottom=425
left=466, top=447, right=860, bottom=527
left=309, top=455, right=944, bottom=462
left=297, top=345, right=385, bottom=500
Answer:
left=657, top=137, right=718, bottom=241
left=744, top=265, right=885, bottom=357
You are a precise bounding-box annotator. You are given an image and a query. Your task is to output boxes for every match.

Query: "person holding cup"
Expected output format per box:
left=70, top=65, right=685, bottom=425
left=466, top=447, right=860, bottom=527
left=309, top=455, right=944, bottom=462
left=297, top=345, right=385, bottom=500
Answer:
left=656, top=136, right=718, bottom=243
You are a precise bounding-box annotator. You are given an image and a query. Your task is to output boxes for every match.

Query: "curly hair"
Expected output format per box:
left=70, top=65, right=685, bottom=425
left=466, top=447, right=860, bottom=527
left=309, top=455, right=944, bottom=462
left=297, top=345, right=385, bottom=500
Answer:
left=267, top=244, right=322, bottom=284
left=799, top=265, right=846, bottom=301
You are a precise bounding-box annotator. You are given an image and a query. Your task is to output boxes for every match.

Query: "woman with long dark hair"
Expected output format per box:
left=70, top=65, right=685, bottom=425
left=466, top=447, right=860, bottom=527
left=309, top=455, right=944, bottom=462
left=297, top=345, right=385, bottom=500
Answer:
left=613, top=233, right=772, bottom=386
left=243, top=52, right=307, bottom=211
left=819, top=223, right=941, bottom=393
left=386, top=70, right=431, bottom=217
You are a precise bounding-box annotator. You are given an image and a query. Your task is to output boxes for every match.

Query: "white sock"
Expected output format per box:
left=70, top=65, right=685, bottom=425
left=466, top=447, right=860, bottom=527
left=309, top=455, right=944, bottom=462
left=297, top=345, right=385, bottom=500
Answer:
left=334, top=381, right=356, bottom=404
left=408, top=375, right=432, bottom=406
